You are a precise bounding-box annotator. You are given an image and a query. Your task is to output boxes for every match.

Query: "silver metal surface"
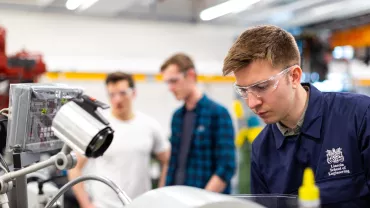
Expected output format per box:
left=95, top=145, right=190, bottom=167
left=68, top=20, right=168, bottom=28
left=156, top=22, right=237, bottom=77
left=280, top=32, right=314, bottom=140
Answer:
left=0, top=156, right=56, bottom=183
left=10, top=175, right=27, bottom=208
left=52, top=101, right=108, bottom=156
left=0, top=193, right=10, bottom=208
left=0, top=149, right=77, bottom=208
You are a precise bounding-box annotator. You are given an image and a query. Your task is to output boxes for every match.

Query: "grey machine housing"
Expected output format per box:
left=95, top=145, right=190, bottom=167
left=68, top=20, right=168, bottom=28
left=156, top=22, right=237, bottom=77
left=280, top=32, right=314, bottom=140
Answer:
left=6, top=83, right=83, bottom=153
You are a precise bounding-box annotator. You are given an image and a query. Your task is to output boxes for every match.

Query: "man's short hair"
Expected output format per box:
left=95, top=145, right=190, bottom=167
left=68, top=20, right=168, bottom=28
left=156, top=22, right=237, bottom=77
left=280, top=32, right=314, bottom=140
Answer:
left=223, top=25, right=300, bottom=75
left=160, top=53, right=196, bottom=73
left=105, top=71, right=135, bottom=88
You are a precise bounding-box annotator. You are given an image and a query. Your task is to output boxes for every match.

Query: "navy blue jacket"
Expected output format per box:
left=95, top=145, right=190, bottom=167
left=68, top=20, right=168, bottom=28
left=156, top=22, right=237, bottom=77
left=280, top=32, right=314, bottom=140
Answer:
left=165, top=94, right=236, bottom=194
left=251, top=83, right=370, bottom=207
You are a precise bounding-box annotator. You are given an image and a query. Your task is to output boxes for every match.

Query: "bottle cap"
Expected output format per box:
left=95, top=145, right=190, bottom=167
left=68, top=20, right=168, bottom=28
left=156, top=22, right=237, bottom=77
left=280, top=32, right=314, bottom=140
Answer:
left=298, top=168, right=320, bottom=201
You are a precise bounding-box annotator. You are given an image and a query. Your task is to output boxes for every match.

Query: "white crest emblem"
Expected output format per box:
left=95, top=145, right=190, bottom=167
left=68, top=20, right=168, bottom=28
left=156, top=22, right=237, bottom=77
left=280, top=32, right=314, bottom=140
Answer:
left=326, top=148, right=344, bottom=164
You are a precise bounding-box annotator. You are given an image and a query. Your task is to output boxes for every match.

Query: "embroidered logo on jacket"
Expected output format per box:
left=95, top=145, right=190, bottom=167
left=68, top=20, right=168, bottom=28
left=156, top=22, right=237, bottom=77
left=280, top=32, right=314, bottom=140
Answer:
left=326, top=148, right=344, bottom=164
left=326, top=147, right=350, bottom=176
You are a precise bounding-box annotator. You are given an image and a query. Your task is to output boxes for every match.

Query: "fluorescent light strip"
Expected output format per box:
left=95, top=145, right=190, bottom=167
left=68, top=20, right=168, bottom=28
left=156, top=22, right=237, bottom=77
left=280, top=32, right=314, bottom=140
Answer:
left=65, top=0, right=99, bottom=11
left=200, top=0, right=260, bottom=21
left=78, top=0, right=100, bottom=11
left=66, top=0, right=83, bottom=10
left=311, top=1, right=345, bottom=16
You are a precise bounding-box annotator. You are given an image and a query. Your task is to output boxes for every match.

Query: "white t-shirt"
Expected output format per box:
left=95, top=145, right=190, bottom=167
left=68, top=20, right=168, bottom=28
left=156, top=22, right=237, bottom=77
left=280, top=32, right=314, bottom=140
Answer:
left=85, top=111, right=170, bottom=208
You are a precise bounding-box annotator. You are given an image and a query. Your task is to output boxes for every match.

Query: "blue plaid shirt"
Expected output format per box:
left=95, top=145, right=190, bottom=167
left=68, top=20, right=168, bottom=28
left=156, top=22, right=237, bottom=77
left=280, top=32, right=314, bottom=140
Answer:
left=165, top=94, right=236, bottom=194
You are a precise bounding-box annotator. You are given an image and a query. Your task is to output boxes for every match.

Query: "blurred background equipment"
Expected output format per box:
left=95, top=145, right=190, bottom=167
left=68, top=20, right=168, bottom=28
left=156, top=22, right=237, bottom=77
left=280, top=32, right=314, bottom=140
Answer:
left=0, top=26, right=46, bottom=111
left=232, top=96, right=264, bottom=195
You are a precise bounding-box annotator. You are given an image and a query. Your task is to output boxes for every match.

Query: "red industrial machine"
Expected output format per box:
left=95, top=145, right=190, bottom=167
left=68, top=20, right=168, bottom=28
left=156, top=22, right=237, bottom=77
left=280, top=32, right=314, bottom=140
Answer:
left=0, top=26, right=47, bottom=110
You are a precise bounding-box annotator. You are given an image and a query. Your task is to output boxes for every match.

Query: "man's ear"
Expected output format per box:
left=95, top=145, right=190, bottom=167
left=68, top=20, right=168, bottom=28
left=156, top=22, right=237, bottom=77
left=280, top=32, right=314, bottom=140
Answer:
left=187, top=68, right=197, bottom=80
left=291, top=66, right=302, bottom=89
left=132, top=89, right=137, bottom=98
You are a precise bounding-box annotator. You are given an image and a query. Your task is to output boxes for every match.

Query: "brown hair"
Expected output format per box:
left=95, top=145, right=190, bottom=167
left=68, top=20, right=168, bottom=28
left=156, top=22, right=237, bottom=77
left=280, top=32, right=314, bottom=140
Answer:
left=160, top=53, right=195, bottom=73
left=105, top=71, right=135, bottom=88
left=223, top=25, right=300, bottom=75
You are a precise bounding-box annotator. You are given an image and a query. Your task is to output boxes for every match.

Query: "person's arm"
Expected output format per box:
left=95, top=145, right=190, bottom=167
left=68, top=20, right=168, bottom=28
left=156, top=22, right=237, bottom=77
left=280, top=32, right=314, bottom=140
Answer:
left=67, top=152, right=95, bottom=208
left=205, top=175, right=227, bottom=192
left=205, top=107, right=236, bottom=193
left=359, top=106, right=370, bottom=190
left=250, top=145, right=269, bottom=194
left=156, top=150, right=170, bottom=187
left=151, top=120, right=171, bottom=188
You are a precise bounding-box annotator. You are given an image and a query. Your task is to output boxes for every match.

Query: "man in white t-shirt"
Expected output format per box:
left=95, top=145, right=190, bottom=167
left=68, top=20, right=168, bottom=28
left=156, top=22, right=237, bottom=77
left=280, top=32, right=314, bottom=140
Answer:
left=68, top=72, right=171, bottom=208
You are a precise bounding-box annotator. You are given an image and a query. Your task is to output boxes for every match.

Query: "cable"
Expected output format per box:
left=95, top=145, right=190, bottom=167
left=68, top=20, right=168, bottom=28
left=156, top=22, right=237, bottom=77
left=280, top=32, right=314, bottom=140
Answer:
left=44, top=174, right=132, bottom=208
left=0, top=108, right=8, bottom=117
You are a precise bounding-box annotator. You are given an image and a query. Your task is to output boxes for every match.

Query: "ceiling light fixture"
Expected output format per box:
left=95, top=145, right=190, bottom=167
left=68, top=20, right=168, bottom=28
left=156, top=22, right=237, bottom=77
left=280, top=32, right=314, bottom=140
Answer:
left=65, top=0, right=100, bottom=11
left=66, top=0, right=83, bottom=10
left=200, top=0, right=261, bottom=21
left=78, top=0, right=100, bottom=11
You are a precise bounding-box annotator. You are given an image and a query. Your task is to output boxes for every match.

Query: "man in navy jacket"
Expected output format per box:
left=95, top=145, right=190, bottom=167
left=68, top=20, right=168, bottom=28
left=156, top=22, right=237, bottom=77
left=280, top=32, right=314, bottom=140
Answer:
left=222, top=25, right=370, bottom=207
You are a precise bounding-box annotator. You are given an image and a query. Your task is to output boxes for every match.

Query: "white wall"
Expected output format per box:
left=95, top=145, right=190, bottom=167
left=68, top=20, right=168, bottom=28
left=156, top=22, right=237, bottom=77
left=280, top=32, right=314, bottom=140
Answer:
left=0, top=9, right=244, bottom=74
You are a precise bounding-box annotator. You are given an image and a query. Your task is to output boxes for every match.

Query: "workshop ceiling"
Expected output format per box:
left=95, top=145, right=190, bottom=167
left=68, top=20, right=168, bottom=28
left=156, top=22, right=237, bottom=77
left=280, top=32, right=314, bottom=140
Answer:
left=1, top=0, right=370, bottom=29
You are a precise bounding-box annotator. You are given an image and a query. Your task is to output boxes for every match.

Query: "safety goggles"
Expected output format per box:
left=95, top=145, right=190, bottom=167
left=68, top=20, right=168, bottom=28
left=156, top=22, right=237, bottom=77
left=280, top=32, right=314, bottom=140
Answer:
left=108, top=88, right=134, bottom=98
left=233, top=65, right=298, bottom=99
left=163, top=72, right=187, bottom=85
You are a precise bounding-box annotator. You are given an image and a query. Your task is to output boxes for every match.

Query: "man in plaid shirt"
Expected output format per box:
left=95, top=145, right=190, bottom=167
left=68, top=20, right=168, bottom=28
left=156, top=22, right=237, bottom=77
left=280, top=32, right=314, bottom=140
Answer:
left=160, top=53, right=236, bottom=194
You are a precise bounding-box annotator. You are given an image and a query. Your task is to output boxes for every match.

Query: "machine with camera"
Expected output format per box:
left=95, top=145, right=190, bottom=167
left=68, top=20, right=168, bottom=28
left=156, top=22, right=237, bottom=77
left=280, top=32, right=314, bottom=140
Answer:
left=0, top=83, right=121, bottom=208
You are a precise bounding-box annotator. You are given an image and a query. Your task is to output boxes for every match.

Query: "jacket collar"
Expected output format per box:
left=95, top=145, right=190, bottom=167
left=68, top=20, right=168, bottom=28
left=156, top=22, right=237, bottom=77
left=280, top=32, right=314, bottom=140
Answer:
left=178, top=93, right=208, bottom=115
left=274, top=83, right=323, bottom=149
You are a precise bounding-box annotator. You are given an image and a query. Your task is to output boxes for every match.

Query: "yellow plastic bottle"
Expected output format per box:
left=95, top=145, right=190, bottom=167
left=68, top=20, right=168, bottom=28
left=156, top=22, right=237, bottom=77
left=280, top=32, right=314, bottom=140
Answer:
left=232, top=100, right=244, bottom=119
left=298, top=168, right=320, bottom=208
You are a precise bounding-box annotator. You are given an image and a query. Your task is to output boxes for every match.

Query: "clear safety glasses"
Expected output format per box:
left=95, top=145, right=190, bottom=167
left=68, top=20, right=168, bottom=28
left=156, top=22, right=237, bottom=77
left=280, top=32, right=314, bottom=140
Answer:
left=163, top=72, right=187, bottom=85
left=108, top=88, right=134, bottom=98
left=233, top=65, right=298, bottom=99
